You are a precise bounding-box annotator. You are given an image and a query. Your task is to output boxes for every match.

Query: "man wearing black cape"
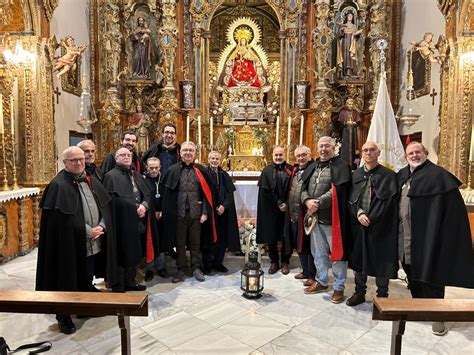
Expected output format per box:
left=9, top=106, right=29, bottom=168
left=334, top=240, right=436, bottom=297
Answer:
left=283, top=145, right=316, bottom=285
left=160, top=141, right=217, bottom=283
left=300, top=136, right=351, bottom=303
left=101, top=131, right=143, bottom=174
left=257, top=146, right=294, bottom=274
left=78, top=139, right=104, bottom=181
left=398, top=142, right=474, bottom=336
left=36, top=147, right=117, bottom=334
left=346, top=141, right=399, bottom=306
left=103, top=148, right=158, bottom=292
left=141, top=123, right=181, bottom=176
left=202, top=151, right=240, bottom=274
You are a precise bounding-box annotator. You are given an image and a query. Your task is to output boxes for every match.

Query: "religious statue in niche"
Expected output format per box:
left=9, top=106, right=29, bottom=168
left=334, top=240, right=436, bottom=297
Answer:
left=130, top=17, right=153, bottom=79
left=50, top=35, right=87, bottom=96
left=129, top=104, right=152, bottom=154
left=218, top=18, right=268, bottom=90
left=333, top=98, right=361, bottom=168
left=336, top=10, right=362, bottom=79
left=408, top=32, right=446, bottom=97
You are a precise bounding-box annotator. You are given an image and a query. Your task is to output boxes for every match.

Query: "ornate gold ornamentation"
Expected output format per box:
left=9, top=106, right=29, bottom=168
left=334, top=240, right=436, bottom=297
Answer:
left=0, top=209, right=6, bottom=248
left=42, top=0, right=59, bottom=22
left=0, top=0, right=13, bottom=26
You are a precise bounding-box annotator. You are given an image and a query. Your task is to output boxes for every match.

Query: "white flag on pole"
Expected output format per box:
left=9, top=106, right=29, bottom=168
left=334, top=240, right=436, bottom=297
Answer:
left=365, top=73, right=406, bottom=171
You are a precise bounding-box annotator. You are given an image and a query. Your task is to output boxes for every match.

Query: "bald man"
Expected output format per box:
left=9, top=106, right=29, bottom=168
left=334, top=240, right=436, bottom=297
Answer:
left=346, top=141, right=399, bottom=307
left=256, top=146, right=294, bottom=274
left=36, top=147, right=116, bottom=334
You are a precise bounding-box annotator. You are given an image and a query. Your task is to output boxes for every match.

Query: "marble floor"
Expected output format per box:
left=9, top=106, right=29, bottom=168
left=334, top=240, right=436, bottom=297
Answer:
left=0, top=249, right=473, bottom=354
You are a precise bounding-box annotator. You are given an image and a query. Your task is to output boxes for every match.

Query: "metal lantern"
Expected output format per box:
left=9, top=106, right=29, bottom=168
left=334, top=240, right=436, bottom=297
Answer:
left=240, top=251, right=264, bottom=299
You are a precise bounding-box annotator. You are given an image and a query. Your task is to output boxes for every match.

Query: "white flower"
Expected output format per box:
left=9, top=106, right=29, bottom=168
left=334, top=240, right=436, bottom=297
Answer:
left=272, top=109, right=277, bottom=114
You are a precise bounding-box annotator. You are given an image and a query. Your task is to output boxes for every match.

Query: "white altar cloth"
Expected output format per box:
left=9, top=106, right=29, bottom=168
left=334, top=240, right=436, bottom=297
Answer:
left=234, top=180, right=258, bottom=218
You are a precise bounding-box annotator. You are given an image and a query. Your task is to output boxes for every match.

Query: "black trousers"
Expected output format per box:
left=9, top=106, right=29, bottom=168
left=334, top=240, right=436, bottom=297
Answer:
left=176, top=212, right=201, bottom=271
left=268, top=242, right=291, bottom=264
left=291, top=222, right=315, bottom=278
left=402, top=263, right=445, bottom=298
left=354, top=271, right=389, bottom=296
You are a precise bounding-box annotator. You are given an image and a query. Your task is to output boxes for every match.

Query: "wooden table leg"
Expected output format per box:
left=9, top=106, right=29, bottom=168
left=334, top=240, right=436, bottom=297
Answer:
left=118, top=314, right=131, bottom=355
left=391, top=320, right=406, bottom=355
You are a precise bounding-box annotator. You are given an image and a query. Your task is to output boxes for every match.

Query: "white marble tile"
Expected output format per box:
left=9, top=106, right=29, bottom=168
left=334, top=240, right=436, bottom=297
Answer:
left=72, top=315, right=120, bottom=348
left=171, top=329, right=253, bottom=354
left=284, top=289, right=336, bottom=312
left=295, top=311, right=369, bottom=348
left=0, top=313, right=57, bottom=343
left=141, top=311, right=214, bottom=348
left=130, top=294, right=181, bottom=327
left=324, top=301, right=379, bottom=329
left=85, top=327, right=168, bottom=354
left=258, top=328, right=343, bottom=354
left=256, top=298, right=319, bottom=327
left=428, top=322, right=474, bottom=354
left=189, top=299, right=248, bottom=328
left=262, top=277, right=307, bottom=298
left=347, top=328, right=431, bottom=354
left=160, top=285, right=224, bottom=312
left=8, top=330, right=87, bottom=354
left=218, top=312, right=290, bottom=348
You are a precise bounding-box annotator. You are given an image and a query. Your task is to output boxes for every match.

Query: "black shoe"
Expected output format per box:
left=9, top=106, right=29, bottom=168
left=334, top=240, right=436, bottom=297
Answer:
left=268, top=262, right=280, bottom=274
left=377, top=293, right=388, bottom=298
left=111, top=286, right=125, bottom=293
left=125, top=284, right=147, bottom=291
left=144, top=270, right=154, bottom=282
left=172, top=270, right=185, bottom=283
left=212, top=264, right=228, bottom=273
left=202, top=266, right=212, bottom=275
left=346, top=292, right=366, bottom=307
left=168, top=250, right=178, bottom=260
left=157, top=269, right=169, bottom=278
left=58, top=316, right=76, bottom=335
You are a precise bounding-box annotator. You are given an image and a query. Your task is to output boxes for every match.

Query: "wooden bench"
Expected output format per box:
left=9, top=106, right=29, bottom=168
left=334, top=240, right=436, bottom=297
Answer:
left=372, top=297, right=474, bottom=355
left=0, top=290, right=148, bottom=355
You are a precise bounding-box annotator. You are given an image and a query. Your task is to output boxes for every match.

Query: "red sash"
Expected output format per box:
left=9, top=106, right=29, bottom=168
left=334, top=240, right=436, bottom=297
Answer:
left=145, top=214, right=154, bottom=263
left=331, top=184, right=344, bottom=260
left=193, top=167, right=218, bottom=243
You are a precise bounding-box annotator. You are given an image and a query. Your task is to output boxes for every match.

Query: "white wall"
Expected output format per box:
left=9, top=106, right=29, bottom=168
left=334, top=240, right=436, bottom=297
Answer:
left=49, top=0, right=90, bottom=170
left=398, top=0, right=445, bottom=162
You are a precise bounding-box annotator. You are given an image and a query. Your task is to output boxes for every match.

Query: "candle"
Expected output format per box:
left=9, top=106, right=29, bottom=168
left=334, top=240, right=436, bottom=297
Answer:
left=10, top=95, right=14, bottom=137
left=210, top=117, right=213, bottom=146
left=299, top=115, right=304, bottom=145
left=198, top=115, right=201, bottom=146
left=275, top=116, right=280, bottom=145
left=287, top=116, right=291, bottom=147
left=470, top=120, right=474, bottom=161
left=186, top=114, right=190, bottom=142
left=0, top=94, right=3, bottom=134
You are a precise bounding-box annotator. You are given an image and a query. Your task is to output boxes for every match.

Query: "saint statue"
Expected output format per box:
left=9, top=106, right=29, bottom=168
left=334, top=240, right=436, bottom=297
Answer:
left=335, top=98, right=361, bottom=168
left=53, top=36, right=86, bottom=79
left=336, top=11, right=362, bottom=78
left=131, top=17, right=153, bottom=78
left=129, top=104, right=151, bottom=155
left=226, top=28, right=262, bottom=88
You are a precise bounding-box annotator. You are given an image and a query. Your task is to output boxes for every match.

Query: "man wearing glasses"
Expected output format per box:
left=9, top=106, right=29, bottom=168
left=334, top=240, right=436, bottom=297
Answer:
left=346, top=141, right=398, bottom=307
left=101, top=131, right=143, bottom=174
left=142, top=123, right=181, bottom=176
left=36, top=147, right=116, bottom=334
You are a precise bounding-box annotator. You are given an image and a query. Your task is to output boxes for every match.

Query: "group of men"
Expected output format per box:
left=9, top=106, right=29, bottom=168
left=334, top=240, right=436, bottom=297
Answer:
left=36, top=124, right=473, bottom=337
left=256, top=137, right=473, bottom=336
left=36, top=125, right=240, bottom=334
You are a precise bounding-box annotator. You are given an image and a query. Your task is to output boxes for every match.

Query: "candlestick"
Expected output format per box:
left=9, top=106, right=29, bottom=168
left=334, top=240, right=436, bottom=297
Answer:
left=210, top=117, right=213, bottom=147
left=186, top=114, right=190, bottom=142
left=299, top=115, right=304, bottom=145
left=287, top=116, right=291, bottom=147
left=0, top=94, right=3, bottom=134
left=470, top=120, right=474, bottom=161
left=275, top=116, right=280, bottom=145
left=10, top=95, right=14, bottom=137
left=198, top=115, right=201, bottom=146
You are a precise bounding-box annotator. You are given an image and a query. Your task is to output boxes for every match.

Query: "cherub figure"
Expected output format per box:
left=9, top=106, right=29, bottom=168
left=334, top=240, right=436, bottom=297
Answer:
left=410, top=32, right=439, bottom=63
left=53, top=36, right=86, bottom=79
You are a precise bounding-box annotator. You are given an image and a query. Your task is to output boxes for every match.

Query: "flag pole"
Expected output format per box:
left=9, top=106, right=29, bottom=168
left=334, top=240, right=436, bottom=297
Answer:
left=377, top=39, right=388, bottom=164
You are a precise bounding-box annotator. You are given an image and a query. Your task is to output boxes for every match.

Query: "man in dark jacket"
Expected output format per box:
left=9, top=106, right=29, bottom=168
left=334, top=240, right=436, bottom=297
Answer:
left=256, top=146, right=294, bottom=274
left=36, top=147, right=117, bottom=334
left=142, top=123, right=180, bottom=176
left=346, top=141, right=399, bottom=306
left=398, top=141, right=474, bottom=336
left=77, top=139, right=104, bottom=181
left=103, top=148, right=156, bottom=292
left=202, top=151, right=240, bottom=274
left=160, top=142, right=217, bottom=283
left=300, top=136, right=351, bottom=303
left=101, top=131, right=143, bottom=174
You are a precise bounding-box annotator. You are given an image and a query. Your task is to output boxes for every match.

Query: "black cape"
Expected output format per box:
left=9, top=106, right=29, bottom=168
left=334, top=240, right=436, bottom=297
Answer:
left=141, top=142, right=181, bottom=175
left=300, top=157, right=352, bottom=261
left=206, top=166, right=240, bottom=252
left=101, top=151, right=143, bottom=174
left=398, top=160, right=474, bottom=288
left=256, top=162, right=293, bottom=244
left=103, top=165, right=158, bottom=268
left=160, top=162, right=217, bottom=249
left=349, top=164, right=399, bottom=278
left=36, top=170, right=118, bottom=291
left=85, top=163, right=104, bottom=182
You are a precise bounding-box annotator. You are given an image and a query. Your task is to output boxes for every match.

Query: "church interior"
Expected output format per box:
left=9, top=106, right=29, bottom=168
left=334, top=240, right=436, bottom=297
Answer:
left=0, top=0, right=473, bottom=353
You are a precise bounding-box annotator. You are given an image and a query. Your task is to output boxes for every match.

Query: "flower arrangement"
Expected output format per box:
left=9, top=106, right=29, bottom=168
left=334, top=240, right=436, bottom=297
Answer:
left=210, top=99, right=225, bottom=123
left=252, top=127, right=268, bottom=148
left=223, top=127, right=236, bottom=150
left=267, top=61, right=281, bottom=91
left=208, top=62, right=218, bottom=91
left=265, top=99, right=279, bottom=124
left=238, top=219, right=257, bottom=253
